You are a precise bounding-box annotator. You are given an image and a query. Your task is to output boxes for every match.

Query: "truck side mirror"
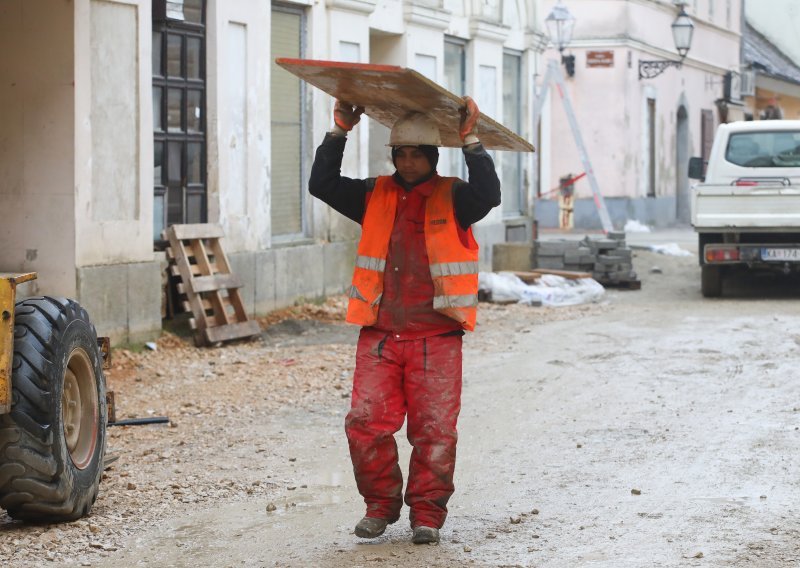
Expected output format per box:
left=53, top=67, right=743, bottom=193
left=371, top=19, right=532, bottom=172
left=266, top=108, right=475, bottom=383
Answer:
left=688, top=157, right=706, bottom=181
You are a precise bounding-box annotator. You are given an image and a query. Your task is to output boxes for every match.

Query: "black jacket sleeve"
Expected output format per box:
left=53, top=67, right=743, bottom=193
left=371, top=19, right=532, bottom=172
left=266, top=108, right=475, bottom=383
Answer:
left=308, top=133, right=372, bottom=224
left=453, top=143, right=502, bottom=230
left=309, top=134, right=499, bottom=229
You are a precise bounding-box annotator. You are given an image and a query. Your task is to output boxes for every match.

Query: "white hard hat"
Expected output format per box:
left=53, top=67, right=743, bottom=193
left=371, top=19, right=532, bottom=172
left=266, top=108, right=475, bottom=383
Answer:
left=388, top=113, right=442, bottom=147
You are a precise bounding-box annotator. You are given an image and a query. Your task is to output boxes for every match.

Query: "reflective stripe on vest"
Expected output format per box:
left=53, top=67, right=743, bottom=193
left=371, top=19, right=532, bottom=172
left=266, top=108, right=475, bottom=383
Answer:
left=348, top=285, right=367, bottom=302
left=355, top=255, right=386, bottom=272
left=429, top=261, right=480, bottom=278
left=433, top=294, right=479, bottom=310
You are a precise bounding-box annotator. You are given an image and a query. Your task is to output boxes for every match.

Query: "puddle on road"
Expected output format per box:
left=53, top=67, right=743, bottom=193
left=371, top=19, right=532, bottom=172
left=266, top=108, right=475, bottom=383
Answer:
left=110, top=490, right=355, bottom=567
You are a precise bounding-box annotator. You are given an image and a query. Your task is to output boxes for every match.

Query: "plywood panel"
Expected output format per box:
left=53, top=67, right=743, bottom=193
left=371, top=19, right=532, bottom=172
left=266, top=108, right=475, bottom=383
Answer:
left=275, top=58, right=535, bottom=152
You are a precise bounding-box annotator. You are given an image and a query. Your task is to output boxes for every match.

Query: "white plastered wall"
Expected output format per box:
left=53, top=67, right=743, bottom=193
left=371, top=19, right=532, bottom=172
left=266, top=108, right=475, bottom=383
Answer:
left=0, top=1, right=76, bottom=296
left=539, top=0, right=741, bottom=206
left=307, top=3, right=374, bottom=242
left=745, top=0, right=800, bottom=65
left=74, top=0, right=153, bottom=266
left=329, top=7, right=372, bottom=182
left=467, top=22, right=508, bottom=227
left=206, top=0, right=272, bottom=252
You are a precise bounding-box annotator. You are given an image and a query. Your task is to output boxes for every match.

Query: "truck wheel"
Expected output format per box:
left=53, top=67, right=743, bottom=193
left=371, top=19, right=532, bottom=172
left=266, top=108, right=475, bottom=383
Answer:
left=701, top=265, right=723, bottom=298
left=0, top=297, right=106, bottom=522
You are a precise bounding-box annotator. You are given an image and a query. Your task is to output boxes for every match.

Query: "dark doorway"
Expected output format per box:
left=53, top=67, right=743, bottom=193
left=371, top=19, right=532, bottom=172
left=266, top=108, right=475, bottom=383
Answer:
left=646, top=98, right=656, bottom=197
left=676, top=105, right=690, bottom=223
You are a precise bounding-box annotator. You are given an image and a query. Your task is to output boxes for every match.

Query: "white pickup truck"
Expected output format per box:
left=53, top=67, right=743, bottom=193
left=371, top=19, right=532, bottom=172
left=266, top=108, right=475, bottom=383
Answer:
left=689, top=120, right=800, bottom=297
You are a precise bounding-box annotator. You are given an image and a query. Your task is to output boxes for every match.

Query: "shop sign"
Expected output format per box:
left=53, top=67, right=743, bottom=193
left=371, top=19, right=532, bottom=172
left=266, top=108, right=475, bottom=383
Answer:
left=586, top=51, right=614, bottom=68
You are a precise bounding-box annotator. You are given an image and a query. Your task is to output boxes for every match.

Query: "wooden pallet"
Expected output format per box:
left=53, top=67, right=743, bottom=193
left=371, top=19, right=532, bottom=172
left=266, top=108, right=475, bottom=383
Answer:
left=164, top=224, right=261, bottom=346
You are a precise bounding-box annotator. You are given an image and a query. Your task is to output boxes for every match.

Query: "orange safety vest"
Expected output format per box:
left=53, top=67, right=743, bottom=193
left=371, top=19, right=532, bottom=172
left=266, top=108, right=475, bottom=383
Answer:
left=346, top=176, right=480, bottom=331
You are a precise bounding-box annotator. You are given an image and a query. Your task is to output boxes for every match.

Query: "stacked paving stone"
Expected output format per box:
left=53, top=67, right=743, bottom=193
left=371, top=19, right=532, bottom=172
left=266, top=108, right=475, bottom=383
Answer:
left=533, top=231, right=640, bottom=288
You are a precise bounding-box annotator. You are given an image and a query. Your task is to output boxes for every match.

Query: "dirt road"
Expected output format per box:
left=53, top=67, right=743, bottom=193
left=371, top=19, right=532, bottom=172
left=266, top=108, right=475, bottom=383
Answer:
left=3, top=231, right=800, bottom=567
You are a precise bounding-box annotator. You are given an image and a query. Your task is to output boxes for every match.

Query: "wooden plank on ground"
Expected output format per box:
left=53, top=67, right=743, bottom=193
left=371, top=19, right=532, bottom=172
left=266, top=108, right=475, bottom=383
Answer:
left=530, top=268, right=593, bottom=280
left=275, top=58, right=535, bottom=152
left=510, top=271, right=542, bottom=284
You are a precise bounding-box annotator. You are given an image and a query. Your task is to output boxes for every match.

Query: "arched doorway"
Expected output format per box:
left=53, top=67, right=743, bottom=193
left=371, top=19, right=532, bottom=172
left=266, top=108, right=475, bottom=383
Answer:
left=675, top=105, right=690, bottom=224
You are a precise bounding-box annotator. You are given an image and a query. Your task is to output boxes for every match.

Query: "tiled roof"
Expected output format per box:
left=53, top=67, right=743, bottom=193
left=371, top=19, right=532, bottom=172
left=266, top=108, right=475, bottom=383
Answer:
left=743, top=21, right=800, bottom=84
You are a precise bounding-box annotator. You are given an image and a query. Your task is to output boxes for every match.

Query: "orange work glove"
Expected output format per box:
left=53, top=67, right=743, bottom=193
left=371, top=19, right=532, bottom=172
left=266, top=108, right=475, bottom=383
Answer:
left=459, top=96, right=479, bottom=145
left=333, top=100, right=365, bottom=132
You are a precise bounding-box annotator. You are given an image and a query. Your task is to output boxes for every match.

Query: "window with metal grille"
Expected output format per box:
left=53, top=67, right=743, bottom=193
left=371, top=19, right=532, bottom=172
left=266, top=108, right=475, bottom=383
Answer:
left=152, top=0, right=207, bottom=247
left=271, top=4, right=308, bottom=239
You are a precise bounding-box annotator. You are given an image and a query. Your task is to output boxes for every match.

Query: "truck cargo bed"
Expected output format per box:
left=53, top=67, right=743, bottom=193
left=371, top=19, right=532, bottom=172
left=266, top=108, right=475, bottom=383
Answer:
left=692, top=185, right=800, bottom=230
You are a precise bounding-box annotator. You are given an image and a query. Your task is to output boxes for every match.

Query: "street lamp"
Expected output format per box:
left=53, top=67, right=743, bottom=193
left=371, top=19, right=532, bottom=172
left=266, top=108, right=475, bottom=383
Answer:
left=638, top=3, right=695, bottom=80
left=545, top=1, right=576, bottom=77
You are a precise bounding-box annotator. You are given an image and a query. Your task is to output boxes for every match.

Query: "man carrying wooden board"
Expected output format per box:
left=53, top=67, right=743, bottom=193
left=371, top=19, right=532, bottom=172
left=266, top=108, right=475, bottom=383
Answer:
left=308, top=96, right=500, bottom=545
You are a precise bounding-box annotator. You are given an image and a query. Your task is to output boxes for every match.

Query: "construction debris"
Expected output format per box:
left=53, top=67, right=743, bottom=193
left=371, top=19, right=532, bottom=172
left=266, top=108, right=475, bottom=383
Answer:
left=529, top=268, right=593, bottom=280
left=478, top=271, right=605, bottom=307
left=533, top=232, right=641, bottom=289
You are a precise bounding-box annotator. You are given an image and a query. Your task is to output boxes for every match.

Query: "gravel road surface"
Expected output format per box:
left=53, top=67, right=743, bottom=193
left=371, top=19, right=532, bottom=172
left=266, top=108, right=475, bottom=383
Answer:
left=2, top=231, right=799, bottom=567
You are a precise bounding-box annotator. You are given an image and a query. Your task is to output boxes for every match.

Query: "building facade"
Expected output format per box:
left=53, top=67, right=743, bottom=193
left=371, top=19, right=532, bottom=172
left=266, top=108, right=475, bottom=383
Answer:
left=0, top=0, right=545, bottom=343
left=535, top=0, right=743, bottom=230
left=742, top=1, right=800, bottom=121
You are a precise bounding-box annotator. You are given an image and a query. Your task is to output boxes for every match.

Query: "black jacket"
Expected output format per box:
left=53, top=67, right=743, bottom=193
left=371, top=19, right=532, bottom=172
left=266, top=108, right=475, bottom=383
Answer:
left=308, top=133, right=501, bottom=229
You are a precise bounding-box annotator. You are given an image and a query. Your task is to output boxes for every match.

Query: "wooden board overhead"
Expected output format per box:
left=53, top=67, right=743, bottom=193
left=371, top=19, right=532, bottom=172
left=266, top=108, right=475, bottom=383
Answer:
left=275, top=58, right=535, bottom=152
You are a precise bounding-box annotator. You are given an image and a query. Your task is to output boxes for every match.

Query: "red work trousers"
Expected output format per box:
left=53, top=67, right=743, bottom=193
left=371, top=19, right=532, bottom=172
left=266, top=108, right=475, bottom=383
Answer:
left=345, top=328, right=463, bottom=529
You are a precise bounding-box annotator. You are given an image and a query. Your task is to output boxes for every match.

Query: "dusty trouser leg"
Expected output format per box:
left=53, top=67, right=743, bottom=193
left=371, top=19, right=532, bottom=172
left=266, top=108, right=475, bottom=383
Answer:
left=403, top=334, right=462, bottom=529
left=345, top=329, right=407, bottom=521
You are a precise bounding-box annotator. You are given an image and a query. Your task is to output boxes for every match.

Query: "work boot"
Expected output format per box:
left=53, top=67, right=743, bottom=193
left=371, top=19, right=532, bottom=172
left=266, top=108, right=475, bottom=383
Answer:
left=354, top=516, right=390, bottom=538
left=411, top=526, right=440, bottom=544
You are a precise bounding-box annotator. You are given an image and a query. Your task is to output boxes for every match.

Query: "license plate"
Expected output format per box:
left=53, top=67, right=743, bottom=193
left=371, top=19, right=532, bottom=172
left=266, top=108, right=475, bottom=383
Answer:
left=761, top=248, right=800, bottom=261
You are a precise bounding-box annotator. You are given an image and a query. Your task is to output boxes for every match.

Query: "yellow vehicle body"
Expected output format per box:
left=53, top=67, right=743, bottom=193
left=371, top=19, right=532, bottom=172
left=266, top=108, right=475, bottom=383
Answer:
left=0, top=272, right=36, bottom=414
left=0, top=271, right=111, bottom=521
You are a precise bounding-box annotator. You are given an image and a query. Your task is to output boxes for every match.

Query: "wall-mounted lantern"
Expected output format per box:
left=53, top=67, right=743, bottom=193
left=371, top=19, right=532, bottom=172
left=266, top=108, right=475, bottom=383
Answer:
left=638, top=3, right=694, bottom=80
left=545, top=1, right=576, bottom=77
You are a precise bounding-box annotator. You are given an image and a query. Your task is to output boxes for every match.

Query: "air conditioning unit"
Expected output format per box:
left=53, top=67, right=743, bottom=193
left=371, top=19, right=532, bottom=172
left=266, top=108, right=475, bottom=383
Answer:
left=724, top=71, right=742, bottom=103
left=740, top=70, right=756, bottom=97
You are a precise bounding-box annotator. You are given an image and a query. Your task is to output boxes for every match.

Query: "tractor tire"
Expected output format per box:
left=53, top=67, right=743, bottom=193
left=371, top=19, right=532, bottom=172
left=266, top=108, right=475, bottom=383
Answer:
left=0, top=297, right=107, bottom=522
left=701, top=265, right=723, bottom=298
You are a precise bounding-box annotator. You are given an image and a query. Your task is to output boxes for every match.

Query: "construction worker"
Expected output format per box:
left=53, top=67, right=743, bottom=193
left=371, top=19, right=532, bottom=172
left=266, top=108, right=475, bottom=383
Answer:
left=308, top=97, right=500, bottom=544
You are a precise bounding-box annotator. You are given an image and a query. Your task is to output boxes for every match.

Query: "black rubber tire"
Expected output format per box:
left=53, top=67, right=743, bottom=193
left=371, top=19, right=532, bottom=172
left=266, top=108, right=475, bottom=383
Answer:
left=0, top=297, right=107, bottom=522
left=701, top=265, right=723, bottom=298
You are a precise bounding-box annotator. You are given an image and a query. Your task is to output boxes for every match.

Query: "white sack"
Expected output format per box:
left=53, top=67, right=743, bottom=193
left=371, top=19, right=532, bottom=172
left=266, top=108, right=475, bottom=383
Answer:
left=648, top=243, right=693, bottom=257
left=624, top=219, right=651, bottom=233
left=479, top=272, right=605, bottom=307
